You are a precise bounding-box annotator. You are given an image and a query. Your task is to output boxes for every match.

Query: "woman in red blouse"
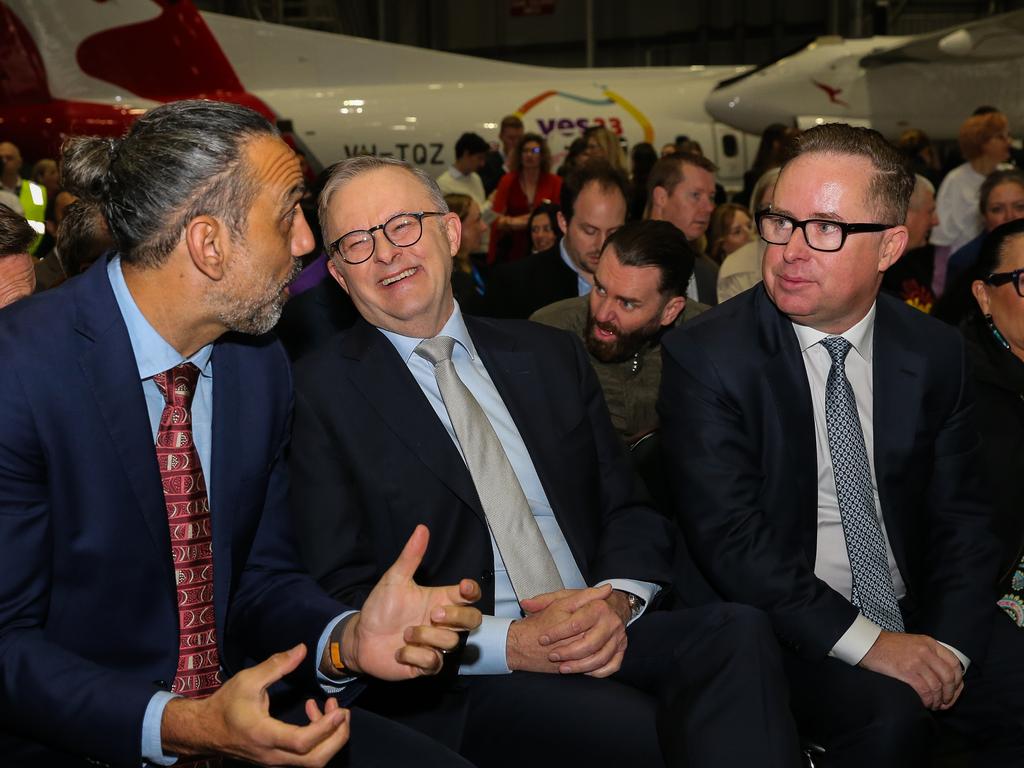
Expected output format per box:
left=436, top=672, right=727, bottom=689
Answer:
left=488, top=133, right=562, bottom=264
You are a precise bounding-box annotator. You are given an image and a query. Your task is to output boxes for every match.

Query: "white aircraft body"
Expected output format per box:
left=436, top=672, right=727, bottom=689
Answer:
left=706, top=11, right=1024, bottom=139
left=0, top=0, right=757, bottom=188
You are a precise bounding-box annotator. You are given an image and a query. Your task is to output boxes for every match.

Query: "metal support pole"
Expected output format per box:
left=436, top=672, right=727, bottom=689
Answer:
left=585, top=0, right=595, bottom=68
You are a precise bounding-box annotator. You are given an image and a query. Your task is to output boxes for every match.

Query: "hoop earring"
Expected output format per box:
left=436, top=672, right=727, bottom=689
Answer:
left=985, top=314, right=1011, bottom=351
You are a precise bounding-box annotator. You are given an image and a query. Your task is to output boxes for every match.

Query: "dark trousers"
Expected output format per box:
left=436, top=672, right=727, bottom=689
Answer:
left=785, top=610, right=1024, bottom=768
left=358, top=602, right=801, bottom=768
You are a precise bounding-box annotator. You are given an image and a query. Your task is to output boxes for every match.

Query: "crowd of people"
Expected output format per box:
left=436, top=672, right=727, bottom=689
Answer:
left=0, top=99, right=1022, bottom=768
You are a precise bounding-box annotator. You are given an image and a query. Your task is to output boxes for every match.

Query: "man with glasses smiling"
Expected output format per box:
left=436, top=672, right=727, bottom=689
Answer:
left=659, top=122, right=1024, bottom=766
left=289, top=155, right=800, bottom=768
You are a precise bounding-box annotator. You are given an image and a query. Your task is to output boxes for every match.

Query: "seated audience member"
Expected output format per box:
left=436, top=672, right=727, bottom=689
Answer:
left=290, top=154, right=800, bottom=768
left=897, top=128, right=942, bottom=188
left=0, top=202, right=36, bottom=308
left=717, top=167, right=780, bottom=303
left=963, top=219, right=1024, bottom=626
left=444, top=193, right=488, bottom=314
left=488, top=133, right=561, bottom=264
left=580, top=124, right=628, bottom=175
left=646, top=153, right=719, bottom=304
left=532, top=220, right=705, bottom=442
left=486, top=160, right=627, bottom=319
left=437, top=132, right=493, bottom=255
left=628, top=142, right=658, bottom=222
left=707, top=202, right=754, bottom=265
left=527, top=201, right=561, bottom=254
left=660, top=122, right=1024, bottom=766
left=947, top=169, right=1024, bottom=284
left=931, top=111, right=1013, bottom=294
left=479, top=114, right=523, bottom=196
left=0, top=100, right=481, bottom=767
left=935, top=169, right=1024, bottom=327
left=880, top=174, right=939, bottom=313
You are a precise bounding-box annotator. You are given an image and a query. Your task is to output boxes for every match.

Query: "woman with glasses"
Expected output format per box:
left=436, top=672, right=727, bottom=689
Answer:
left=488, top=133, right=562, bottom=265
left=963, top=219, right=1024, bottom=627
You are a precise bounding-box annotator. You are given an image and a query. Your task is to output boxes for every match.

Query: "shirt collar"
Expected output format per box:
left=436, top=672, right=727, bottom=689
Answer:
left=107, top=255, right=214, bottom=381
left=377, top=300, right=478, bottom=364
left=447, top=165, right=468, bottom=180
left=791, top=302, right=876, bottom=363
left=559, top=239, right=587, bottom=279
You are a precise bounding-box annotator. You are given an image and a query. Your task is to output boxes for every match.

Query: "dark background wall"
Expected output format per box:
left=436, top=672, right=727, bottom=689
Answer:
left=197, top=0, right=1024, bottom=68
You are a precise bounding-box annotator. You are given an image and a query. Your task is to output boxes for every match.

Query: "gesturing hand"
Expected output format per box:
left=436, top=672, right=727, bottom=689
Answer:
left=859, top=631, right=964, bottom=710
left=162, top=644, right=350, bottom=767
left=340, top=524, right=482, bottom=679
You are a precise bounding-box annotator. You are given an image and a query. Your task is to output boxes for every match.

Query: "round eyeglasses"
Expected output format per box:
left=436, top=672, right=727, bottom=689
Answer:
left=984, top=267, right=1024, bottom=298
left=328, top=211, right=445, bottom=265
left=756, top=210, right=896, bottom=253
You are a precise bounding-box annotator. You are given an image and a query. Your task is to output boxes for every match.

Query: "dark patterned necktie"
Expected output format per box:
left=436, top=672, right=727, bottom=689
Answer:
left=154, top=363, right=222, bottom=767
left=820, top=337, right=905, bottom=633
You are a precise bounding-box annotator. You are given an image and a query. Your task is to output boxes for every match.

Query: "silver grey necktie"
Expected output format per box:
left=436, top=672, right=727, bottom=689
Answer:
left=415, top=335, right=564, bottom=602
left=821, top=336, right=904, bottom=632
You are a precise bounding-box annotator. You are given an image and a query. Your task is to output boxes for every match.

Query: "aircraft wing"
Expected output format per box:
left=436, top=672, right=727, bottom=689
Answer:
left=861, top=9, right=1024, bottom=67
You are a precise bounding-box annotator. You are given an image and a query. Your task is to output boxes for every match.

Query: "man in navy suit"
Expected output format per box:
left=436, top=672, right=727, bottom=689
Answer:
left=288, top=156, right=800, bottom=768
left=0, top=101, right=481, bottom=767
left=660, top=123, right=1024, bottom=766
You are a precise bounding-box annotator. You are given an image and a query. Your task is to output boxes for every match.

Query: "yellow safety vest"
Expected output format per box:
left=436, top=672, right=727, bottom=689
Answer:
left=18, top=180, right=47, bottom=255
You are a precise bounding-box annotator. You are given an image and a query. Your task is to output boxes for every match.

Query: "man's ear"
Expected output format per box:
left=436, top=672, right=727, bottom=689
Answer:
left=651, top=185, right=668, bottom=210
left=326, top=257, right=350, bottom=294
left=661, top=295, right=686, bottom=326
left=184, top=215, right=228, bottom=281
left=878, top=225, right=909, bottom=273
left=556, top=211, right=568, bottom=234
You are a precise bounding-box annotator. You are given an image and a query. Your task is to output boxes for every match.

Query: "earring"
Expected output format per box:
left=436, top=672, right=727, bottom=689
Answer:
left=985, top=314, right=1011, bottom=350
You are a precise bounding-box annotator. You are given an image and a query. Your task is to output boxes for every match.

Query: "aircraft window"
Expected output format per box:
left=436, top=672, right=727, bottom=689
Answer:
left=722, top=135, right=738, bottom=158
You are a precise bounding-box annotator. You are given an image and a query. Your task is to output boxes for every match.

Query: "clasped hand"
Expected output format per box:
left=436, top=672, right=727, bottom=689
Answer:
left=506, top=584, right=630, bottom=678
left=162, top=524, right=481, bottom=766
left=859, top=630, right=964, bottom=711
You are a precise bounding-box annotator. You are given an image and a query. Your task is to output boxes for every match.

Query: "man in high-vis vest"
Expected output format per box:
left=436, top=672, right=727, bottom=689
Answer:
left=0, top=142, right=46, bottom=255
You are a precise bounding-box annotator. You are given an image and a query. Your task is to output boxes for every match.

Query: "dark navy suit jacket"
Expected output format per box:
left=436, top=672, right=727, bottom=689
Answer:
left=0, top=257, right=345, bottom=766
left=659, top=285, right=999, bottom=663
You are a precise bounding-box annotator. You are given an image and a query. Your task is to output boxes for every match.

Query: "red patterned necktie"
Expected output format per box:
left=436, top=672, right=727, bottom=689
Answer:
left=154, top=363, right=222, bottom=767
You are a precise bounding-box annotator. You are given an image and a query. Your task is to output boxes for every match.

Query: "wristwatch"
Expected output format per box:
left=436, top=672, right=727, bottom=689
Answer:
left=622, top=591, right=646, bottom=620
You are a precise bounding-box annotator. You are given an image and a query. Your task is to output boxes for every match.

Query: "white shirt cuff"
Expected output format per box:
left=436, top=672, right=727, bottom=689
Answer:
left=829, top=613, right=882, bottom=665
left=459, top=614, right=515, bottom=675
left=597, top=579, right=661, bottom=626
left=938, top=641, right=970, bottom=672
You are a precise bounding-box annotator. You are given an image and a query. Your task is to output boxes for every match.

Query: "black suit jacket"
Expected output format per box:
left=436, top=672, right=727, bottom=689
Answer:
left=0, top=258, right=345, bottom=766
left=289, top=315, right=675, bottom=616
left=658, top=285, right=998, bottom=662
left=483, top=245, right=577, bottom=319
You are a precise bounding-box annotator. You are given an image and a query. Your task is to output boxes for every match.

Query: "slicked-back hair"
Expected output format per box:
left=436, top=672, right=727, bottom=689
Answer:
left=560, top=159, right=628, bottom=225
left=600, top=219, right=695, bottom=297
left=61, top=99, right=278, bottom=268
left=318, top=155, right=448, bottom=253
left=0, top=203, right=35, bottom=256
left=975, top=217, right=1024, bottom=279
left=979, top=168, right=1024, bottom=215
left=645, top=152, right=718, bottom=203
left=788, top=123, right=914, bottom=224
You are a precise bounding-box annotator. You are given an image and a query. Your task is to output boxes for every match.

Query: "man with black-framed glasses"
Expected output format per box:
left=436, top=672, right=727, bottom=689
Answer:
left=660, top=122, right=1024, bottom=766
left=288, top=155, right=800, bottom=768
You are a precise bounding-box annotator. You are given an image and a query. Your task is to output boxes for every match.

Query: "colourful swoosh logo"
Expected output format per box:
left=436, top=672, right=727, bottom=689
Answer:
left=515, top=88, right=654, bottom=143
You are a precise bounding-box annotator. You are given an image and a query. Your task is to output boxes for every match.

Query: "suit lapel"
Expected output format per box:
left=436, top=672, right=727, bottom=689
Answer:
left=209, top=341, right=240, bottom=637
left=756, top=289, right=820, bottom=556
left=871, top=297, right=925, bottom=571
left=73, top=260, right=174, bottom=591
left=342, top=320, right=485, bottom=520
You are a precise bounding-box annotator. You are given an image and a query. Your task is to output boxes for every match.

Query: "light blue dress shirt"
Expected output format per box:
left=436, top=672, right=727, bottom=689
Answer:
left=378, top=302, right=656, bottom=675
left=106, top=259, right=348, bottom=766
left=558, top=240, right=593, bottom=297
